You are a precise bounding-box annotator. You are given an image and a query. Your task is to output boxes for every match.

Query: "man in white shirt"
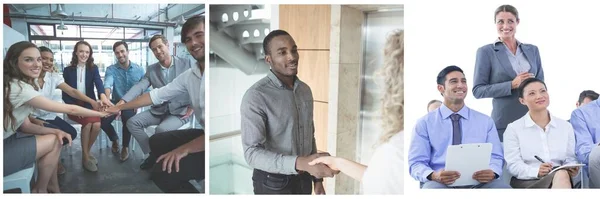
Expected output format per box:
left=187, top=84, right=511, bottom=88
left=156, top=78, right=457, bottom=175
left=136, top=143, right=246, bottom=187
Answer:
left=106, top=15, right=205, bottom=193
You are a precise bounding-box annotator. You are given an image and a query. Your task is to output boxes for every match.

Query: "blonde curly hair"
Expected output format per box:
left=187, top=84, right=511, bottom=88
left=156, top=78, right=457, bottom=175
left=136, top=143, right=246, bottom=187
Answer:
left=378, top=29, right=404, bottom=144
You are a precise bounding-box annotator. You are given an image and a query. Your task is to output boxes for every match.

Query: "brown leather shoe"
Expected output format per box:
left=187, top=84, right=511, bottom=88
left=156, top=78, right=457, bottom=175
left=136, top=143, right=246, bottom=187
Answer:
left=112, top=142, right=119, bottom=153
left=120, top=147, right=129, bottom=161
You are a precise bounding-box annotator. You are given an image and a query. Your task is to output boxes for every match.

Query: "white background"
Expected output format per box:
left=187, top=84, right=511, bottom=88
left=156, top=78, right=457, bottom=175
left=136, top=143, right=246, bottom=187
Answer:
left=405, top=0, right=600, bottom=197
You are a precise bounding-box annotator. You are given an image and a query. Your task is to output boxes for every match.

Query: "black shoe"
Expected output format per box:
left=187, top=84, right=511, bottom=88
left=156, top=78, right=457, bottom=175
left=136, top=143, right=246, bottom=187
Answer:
left=140, top=155, right=157, bottom=170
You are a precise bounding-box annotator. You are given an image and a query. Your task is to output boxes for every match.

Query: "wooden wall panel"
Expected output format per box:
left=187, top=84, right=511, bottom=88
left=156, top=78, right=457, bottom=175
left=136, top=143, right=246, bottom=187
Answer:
left=297, top=51, right=329, bottom=102
left=279, top=5, right=331, bottom=50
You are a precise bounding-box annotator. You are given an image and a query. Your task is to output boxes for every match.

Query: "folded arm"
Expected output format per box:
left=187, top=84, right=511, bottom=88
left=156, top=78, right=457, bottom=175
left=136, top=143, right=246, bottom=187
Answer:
left=472, top=47, right=513, bottom=99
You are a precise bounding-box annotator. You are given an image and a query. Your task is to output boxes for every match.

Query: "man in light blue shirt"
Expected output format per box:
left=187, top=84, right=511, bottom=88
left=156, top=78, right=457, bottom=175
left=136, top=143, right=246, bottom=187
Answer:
left=408, top=65, right=510, bottom=189
left=101, top=41, right=146, bottom=161
left=570, top=99, right=600, bottom=188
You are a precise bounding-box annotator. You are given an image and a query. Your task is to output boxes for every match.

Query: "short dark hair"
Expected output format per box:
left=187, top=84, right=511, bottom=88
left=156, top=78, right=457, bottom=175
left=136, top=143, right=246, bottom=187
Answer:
left=149, top=34, right=168, bottom=46
left=494, top=4, right=519, bottom=22
left=518, top=78, right=547, bottom=98
left=181, top=15, right=205, bottom=43
left=436, top=65, right=464, bottom=85
left=39, top=46, right=53, bottom=54
left=112, top=41, right=128, bottom=52
left=263, top=29, right=291, bottom=55
left=578, top=90, right=599, bottom=104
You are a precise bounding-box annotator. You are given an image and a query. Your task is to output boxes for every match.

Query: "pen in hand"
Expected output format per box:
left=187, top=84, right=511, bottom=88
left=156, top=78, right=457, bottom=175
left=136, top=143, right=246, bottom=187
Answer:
left=534, top=155, right=545, bottom=163
left=535, top=155, right=558, bottom=171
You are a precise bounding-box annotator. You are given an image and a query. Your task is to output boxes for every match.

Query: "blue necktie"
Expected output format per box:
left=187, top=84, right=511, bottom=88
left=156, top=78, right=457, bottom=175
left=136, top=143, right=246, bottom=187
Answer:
left=451, top=113, right=462, bottom=145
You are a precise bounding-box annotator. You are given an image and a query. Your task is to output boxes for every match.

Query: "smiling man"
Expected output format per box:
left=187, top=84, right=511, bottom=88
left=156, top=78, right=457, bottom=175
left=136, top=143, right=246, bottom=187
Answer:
left=101, top=41, right=145, bottom=161
left=118, top=34, right=193, bottom=170
left=240, top=30, right=336, bottom=195
left=408, top=65, right=511, bottom=189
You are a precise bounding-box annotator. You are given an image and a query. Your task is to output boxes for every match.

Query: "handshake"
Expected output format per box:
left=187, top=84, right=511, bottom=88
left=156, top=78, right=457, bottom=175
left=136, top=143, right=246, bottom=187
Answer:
left=296, top=152, right=341, bottom=179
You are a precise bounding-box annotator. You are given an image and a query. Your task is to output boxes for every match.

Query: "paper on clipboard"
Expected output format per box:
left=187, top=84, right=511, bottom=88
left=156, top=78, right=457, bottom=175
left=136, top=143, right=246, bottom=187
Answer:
left=548, top=164, right=585, bottom=175
left=445, top=143, right=493, bottom=187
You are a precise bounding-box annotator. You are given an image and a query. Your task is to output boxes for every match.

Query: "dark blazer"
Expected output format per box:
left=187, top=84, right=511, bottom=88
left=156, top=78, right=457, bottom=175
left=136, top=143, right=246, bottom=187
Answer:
left=62, top=64, right=105, bottom=110
left=472, top=41, right=544, bottom=141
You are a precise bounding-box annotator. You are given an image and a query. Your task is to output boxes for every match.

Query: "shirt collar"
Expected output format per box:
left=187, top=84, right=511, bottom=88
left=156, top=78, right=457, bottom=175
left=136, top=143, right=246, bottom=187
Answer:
left=439, top=103, right=470, bottom=120
left=117, top=61, right=132, bottom=70
left=267, top=70, right=298, bottom=90
left=523, top=111, right=557, bottom=128
left=494, top=38, right=523, bottom=48
left=192, top=65, right=202, bottom=78
left=159, top=56, right=174, bottom=70
left=77, top=63, right=86, bottom=69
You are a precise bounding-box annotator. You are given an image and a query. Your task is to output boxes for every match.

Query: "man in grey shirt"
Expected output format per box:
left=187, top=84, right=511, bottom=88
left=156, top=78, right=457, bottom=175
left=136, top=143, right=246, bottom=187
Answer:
left=120, top=34, right=194, bottom=170
left=106, top=15, right=205, bottom=192
left=241, top=30, right=336, bottom=195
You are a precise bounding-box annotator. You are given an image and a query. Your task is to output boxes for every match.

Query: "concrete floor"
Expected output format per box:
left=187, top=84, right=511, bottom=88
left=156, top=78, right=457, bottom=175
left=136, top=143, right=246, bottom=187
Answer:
left=57, top=135, right=162, bottom=193
left=5, top=123, right=205, bottom=194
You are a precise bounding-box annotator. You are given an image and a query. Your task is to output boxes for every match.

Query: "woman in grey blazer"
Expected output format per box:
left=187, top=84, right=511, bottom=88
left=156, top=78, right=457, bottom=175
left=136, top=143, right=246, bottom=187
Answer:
left=472, top=4, right=544, bottom=141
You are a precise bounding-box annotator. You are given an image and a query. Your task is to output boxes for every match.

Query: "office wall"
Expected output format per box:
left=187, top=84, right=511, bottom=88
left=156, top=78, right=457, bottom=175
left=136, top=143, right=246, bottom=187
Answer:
left=279, top=5, right=331, bottom=154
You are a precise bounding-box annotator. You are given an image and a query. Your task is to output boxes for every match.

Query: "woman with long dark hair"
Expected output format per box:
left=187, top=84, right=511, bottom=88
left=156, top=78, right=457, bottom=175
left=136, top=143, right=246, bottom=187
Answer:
left=3, top=41, right=107, bottom=193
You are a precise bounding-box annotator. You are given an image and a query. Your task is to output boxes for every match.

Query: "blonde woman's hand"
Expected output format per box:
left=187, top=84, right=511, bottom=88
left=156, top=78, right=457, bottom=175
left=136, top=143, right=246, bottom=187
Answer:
left=309, top=156, right=340, bottom=171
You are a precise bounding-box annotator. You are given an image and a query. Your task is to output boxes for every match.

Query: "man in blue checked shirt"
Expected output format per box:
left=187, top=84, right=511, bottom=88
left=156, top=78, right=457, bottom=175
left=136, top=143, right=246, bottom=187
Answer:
left=408, top=65, right=511, bottom=189
left=101, top=41, right=146, bottom=161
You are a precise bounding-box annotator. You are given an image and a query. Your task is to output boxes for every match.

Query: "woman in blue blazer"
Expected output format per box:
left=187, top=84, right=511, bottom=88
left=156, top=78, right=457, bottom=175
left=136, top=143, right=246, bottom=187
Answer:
left=62, top=40, right=111, bottom=172
left=472, top=5, right=545, bottom=142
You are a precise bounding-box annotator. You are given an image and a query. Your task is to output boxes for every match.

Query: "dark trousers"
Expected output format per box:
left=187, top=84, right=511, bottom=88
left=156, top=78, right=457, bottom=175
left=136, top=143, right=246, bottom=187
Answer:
left=100, top=109, right=135, bottom=147
left=41, top=116, right=78, bottom=145
left=252, top=169, right=312, bottom=194
left=149, top=128, right=205, bottom=193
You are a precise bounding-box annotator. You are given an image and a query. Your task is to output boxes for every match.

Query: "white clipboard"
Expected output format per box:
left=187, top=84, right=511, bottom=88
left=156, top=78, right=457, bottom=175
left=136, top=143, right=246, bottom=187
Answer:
left=445, top=143, right=492, bottom=187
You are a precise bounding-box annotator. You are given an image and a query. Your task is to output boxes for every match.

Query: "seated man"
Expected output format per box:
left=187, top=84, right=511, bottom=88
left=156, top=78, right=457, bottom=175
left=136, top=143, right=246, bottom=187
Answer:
left=408, top=65, right=510, bottom=189
left=427, top=99, right=442, bottom=112
left=576, top=90, right=598, bottom=108
left=571, top=99, right=600, bottom=188
left=107, top=15, right=205, bottom=193
left=120, top=34, right=193, bottom=170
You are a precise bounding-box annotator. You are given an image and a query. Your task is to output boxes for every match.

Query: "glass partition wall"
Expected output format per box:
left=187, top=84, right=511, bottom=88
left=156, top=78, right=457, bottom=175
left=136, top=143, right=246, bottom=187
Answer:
left=29, top=23, right=162, bottom=73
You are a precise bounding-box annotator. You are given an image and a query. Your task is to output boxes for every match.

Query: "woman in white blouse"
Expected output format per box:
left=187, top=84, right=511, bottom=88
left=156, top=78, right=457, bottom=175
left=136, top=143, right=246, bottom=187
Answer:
left=504, top=78, right=579, bottom=188
left=4, top=41, right=108, bottom=193
left=29, top=46, right=102, bottom=175
left=308, top=30, right=404, bottom=194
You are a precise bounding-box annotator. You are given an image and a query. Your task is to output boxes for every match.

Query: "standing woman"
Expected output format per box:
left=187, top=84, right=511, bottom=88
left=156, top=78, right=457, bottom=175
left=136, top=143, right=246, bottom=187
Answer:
left=62, top=40, right=111, bottom=172
left=472, top=4, right=544, bottom=141
left=3, top=41, right=107, bottom=193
